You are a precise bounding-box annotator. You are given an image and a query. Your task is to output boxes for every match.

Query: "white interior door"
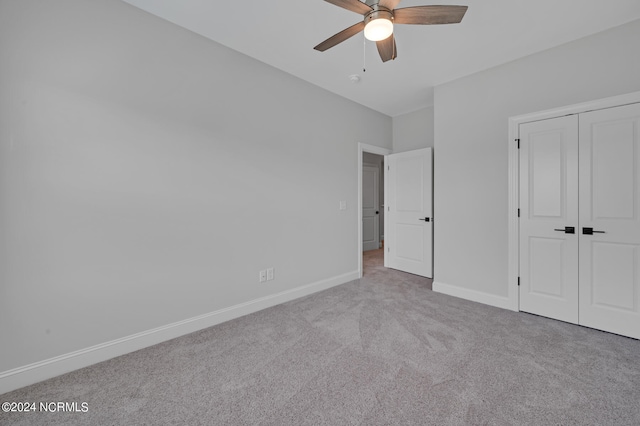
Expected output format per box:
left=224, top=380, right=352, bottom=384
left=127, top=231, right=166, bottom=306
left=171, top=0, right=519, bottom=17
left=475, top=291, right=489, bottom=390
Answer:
left=385, top=148, right=433, bottom=278
left=578, top=103, right=640, bottom=339
left=519, top=115, right=579, bottom=323
left=362, top=164, right=380, bottom=251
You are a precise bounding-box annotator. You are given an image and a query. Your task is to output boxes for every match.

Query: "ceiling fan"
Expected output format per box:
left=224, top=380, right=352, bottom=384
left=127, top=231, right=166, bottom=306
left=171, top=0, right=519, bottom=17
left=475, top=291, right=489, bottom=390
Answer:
left=314, top=0, right=468, bottom=62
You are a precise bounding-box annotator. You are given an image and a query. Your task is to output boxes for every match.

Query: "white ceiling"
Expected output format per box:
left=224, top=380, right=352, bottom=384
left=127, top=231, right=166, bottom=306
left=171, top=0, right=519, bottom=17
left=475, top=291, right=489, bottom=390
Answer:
left=121, top=0, right=640, bottom=117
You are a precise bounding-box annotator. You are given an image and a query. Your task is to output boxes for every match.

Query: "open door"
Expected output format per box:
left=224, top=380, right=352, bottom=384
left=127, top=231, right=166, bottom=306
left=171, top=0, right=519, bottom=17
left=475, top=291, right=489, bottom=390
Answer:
left=385, top=148, right=433, bottom=278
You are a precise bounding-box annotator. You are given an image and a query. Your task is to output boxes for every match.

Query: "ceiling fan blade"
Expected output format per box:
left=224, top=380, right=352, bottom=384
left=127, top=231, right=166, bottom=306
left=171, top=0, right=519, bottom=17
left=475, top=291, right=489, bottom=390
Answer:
left=376, top=33, right=397, bottom=62
left=314, top=21, right=366, bottom=52
left=323, top=0, right=373, bottom=15
left=378, top=0, right=402, bottom=10
left=394, top=5, right=468, bottom=25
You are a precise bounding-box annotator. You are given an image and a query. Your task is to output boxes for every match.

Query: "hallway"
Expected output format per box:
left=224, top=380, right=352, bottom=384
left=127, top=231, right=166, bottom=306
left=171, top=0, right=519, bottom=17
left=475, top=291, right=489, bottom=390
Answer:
left=363, top=249, right=433, bottom=290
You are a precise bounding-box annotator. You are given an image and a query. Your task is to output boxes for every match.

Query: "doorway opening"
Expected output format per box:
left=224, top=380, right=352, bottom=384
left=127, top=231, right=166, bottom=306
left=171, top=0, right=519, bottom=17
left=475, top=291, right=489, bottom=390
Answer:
left=362, top=152, right=385, bottom=277
left=358, top=143, right=391, bottom=278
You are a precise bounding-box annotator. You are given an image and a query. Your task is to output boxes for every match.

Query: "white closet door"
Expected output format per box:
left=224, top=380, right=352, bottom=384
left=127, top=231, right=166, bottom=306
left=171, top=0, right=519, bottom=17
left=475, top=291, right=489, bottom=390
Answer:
left=519, top=115, right=579, bottom=323
left=385, top=148, right=433, bottom=278
left=578, top=103, right=640, bottom=339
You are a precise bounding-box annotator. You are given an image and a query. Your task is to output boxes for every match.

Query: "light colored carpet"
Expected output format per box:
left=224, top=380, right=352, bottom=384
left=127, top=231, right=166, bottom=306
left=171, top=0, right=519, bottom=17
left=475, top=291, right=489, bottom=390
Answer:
left=2, top=250, right=640, bottom=425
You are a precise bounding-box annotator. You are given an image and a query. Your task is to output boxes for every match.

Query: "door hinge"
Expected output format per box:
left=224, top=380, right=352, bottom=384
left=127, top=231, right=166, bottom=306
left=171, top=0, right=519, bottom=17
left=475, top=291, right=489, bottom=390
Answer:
left=517, top=276, right=520, bottom=286
left=387, top=247, right=390, bottom=252
left=516, top=138, right=520, bottom=149
left=517, top=208, right=520, bottom=217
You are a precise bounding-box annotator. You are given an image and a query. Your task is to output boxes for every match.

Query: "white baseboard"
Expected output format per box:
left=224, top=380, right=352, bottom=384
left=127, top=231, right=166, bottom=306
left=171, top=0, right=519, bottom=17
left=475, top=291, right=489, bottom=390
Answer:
left=433, top=281, right=516, bottom=312
left=0, top=271, right=359, bottom=395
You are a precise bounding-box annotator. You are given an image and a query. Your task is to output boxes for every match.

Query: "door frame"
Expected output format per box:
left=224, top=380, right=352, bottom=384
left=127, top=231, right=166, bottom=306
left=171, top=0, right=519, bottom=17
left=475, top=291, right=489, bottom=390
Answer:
left=358, top=143, right=391, bottom=278
left=507, top=90, right=640, bottom=313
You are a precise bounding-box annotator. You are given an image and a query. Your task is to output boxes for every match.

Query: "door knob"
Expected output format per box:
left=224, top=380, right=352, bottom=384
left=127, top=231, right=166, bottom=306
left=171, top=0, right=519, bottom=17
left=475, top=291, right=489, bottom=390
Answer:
left=418, top=217, right=430, bottom=222
left=375, top=211, right=379, bottom=215
left=583, top=227, right=605, bottom=235
left=554, top=226, right=575, bottom=234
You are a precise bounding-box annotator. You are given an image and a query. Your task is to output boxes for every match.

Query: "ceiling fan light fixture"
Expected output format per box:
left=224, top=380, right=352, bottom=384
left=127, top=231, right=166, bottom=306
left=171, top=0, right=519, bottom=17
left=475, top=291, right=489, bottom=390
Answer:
left=364, top=17, right=393, bottom=41
left=314, top=1, right=468, bottom=63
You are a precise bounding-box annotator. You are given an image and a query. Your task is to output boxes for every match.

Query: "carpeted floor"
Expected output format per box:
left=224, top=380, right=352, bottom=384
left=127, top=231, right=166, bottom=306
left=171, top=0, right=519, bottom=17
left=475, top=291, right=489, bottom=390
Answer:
left=2, top=250, right=640, bottom=425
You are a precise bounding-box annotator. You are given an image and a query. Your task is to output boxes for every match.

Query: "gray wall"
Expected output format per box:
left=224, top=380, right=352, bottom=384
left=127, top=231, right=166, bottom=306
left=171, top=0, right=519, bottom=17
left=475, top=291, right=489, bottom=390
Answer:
left=392, top=106, right=434, bottom=153
left=0, top=0, right=391, bottom=372
left=434, top=19, right=640, bottom=299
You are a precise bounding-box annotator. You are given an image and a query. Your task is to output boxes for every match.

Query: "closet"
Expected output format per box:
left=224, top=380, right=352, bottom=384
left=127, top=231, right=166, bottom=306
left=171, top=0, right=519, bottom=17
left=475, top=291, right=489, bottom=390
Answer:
left=519, top=102, right=640, bottom=339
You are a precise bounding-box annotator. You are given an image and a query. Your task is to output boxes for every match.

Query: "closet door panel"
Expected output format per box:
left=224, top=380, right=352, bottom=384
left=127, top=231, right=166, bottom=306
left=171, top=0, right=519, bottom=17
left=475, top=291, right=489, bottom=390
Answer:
left=519, top=115, right=579, bottom=323
left=579, top=103, right=640, bottom=339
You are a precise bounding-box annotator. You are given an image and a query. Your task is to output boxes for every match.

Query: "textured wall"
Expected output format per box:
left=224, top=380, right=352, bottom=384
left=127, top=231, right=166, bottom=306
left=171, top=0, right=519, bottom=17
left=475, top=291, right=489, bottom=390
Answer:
left=0, top=0, right=392, bottom=372
left=392, top=107, right=434, bottom=153
left=434, top=19, right=640, bottom=300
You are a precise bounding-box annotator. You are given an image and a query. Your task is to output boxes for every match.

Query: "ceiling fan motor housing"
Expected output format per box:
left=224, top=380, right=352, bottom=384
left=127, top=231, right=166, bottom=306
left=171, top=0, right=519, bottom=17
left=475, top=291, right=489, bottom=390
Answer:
left=365, top=5, right=394, bottom=24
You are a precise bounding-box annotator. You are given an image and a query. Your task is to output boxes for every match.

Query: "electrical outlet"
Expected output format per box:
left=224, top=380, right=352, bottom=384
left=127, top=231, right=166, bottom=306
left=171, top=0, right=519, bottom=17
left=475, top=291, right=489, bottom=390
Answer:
left=259, top=270, right=267, bottom=283
left=267, top=268, right=274, bottom=281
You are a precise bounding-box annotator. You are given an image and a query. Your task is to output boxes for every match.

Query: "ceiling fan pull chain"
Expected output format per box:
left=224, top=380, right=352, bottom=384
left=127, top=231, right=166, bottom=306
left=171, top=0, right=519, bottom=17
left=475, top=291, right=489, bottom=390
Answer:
left=363, top=33, right=366, bottom=72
